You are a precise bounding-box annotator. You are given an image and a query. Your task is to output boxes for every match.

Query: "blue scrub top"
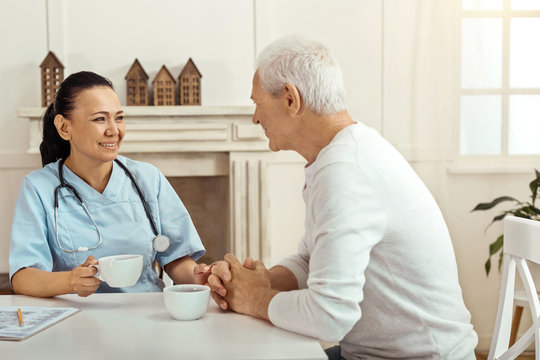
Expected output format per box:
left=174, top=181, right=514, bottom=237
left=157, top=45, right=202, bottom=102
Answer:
left=9, top=155, right=205, bottom=292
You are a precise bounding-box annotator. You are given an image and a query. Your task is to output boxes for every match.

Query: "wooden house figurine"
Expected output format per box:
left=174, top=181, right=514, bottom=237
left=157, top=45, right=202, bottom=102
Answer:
left=152, top=65, right=176, bottom=106
left=125, top=59, right=149, bottom=106
left=40, top=51, right=64, bottom=107
left=178, top=58, right=202, bottom=105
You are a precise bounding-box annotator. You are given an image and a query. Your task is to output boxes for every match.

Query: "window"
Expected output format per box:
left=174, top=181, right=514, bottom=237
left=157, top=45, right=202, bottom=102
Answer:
left=460, top=0, right=540, bottom=155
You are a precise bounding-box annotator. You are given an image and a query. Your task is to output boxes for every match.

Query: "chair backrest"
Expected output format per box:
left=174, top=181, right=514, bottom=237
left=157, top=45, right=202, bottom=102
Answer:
left=504, top=216, right=540, bottom=264
left=488, top=216, right=540, bottom=360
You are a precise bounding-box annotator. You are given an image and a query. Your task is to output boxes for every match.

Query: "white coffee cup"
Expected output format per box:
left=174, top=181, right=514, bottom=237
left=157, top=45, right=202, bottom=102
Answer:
left=163, top=284, right=210, bottom=320
left=90, top=254, right=143, bottom=288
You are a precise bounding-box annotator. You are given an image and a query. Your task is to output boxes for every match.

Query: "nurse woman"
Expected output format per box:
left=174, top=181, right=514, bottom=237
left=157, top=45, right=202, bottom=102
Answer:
left=9, top=71, right=209, bottom=297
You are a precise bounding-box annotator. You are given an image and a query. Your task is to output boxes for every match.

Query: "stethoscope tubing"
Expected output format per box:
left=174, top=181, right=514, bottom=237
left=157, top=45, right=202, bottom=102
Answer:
left=114, top=160, right=159, bottom=236
left=54, top=158, right=168, bottom=253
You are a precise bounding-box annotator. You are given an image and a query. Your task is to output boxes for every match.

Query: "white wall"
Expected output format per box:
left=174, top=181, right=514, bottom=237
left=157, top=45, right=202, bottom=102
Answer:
left=254, top=0, right=382, bottom=131
left=2, top=0, right=536, bottom=353
left=0, top=0, right=380, bottom=273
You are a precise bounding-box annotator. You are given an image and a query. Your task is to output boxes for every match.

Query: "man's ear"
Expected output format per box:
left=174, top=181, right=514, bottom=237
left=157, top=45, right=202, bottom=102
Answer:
left=53, top=114, right=71, bottom=141
left=281, top=83, right=301, bottom=115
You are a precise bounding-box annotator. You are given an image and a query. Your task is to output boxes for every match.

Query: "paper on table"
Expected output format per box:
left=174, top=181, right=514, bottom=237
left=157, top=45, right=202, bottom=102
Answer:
left=0, top=306, right=79, bottom=341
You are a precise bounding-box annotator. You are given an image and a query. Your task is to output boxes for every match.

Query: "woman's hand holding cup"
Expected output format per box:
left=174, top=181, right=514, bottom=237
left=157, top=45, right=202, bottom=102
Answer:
left=70, top=255, right=101, bottom=297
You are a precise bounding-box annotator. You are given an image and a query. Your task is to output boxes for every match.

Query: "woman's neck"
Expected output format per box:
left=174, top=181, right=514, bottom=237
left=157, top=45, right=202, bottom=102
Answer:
left=63, top=155, right=113, bottom=194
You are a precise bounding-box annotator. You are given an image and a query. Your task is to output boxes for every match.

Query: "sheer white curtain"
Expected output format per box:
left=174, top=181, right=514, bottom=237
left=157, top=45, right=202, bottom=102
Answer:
left=382, top=0, right=458, bottom=163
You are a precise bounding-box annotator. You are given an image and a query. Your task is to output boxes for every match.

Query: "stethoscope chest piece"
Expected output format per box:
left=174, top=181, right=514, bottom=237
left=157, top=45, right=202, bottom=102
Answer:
left=153, top=234, right=170, bottom=252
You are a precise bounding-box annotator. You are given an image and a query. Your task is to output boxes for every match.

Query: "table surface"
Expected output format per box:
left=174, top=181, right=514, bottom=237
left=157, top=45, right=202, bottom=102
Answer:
left=0, top=293, right=326, bottom=360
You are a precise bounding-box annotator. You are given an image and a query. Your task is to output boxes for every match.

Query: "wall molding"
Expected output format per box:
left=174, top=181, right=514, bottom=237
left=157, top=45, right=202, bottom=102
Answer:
left=0, top=153, right=41, bottom=170
left=230, top=156, right=268, bottom=264
left=19, top=106, right=266, bottom=154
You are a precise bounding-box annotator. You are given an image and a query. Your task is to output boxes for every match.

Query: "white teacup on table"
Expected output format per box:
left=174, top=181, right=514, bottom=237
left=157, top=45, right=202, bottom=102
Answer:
left=164, top=284, right=210, bottom=320
left=90, top=254, right=143, bottom=288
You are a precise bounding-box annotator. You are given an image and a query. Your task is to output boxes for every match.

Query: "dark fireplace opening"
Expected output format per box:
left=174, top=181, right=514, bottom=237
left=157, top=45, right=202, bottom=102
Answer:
left=168, top=176, right=229, bottom=265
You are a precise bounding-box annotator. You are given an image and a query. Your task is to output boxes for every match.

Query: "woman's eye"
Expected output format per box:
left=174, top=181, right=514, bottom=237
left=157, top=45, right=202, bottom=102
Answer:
left=93, top=117, right=105, bottom=122
left=115, top=116, right=124, bottom=122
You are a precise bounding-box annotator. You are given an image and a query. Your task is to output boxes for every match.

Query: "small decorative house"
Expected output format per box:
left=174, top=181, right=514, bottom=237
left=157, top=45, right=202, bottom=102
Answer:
left=40, top=51, right=64, bottom=107
left=152, top=65, right=176, bottom=106
left=178, top=58, right=202, bottom=105
left=125, top=59, right=149, bottom=106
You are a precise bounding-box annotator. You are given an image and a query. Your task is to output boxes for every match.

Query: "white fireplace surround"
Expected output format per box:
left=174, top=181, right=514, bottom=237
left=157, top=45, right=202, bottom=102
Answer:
left=19, top=106, right=291, bottom=264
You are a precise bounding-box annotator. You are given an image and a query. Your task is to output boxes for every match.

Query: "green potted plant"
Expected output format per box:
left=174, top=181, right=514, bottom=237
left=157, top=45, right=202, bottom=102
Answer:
left=472, top=169, right=540, bottom=275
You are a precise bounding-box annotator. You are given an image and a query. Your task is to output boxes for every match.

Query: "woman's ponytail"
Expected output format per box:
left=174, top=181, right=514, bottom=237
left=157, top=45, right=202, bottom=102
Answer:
left=39, top=102, right=70, bottom=167
left=38, top=71, right=113, bottom=167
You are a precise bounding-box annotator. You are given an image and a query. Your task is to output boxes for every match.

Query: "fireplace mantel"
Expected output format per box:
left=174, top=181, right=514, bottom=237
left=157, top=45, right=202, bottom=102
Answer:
left=18, top=105, right=290, bottom=264
left=19, top=105, right=266, bottom=154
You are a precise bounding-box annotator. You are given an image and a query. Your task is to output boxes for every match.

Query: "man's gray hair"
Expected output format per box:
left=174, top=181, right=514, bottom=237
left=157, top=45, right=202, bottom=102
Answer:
left=256, top=35, right=347, bottom=115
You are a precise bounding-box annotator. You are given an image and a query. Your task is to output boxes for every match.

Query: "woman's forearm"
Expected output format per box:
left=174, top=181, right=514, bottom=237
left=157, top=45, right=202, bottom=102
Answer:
left=11, top=268, right=74, bottom=297
left=164, top=255, right=197, bottom=284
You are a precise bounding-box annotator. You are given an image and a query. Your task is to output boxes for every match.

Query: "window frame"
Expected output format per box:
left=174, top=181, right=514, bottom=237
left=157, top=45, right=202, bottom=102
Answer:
left=454, top=0, right=540, bottom=172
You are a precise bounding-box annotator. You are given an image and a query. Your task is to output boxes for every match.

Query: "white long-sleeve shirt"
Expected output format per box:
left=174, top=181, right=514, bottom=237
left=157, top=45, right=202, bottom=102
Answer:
left=267, top=123, right=477, bottom=359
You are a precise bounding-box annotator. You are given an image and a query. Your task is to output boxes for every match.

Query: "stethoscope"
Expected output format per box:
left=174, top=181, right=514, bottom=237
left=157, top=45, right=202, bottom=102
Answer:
left=54, top=158, right=170, bottom=253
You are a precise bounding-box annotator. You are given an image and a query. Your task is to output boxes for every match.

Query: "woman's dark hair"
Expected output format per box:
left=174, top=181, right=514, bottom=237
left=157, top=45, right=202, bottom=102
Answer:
left=40, top=71, right=114, bottom=166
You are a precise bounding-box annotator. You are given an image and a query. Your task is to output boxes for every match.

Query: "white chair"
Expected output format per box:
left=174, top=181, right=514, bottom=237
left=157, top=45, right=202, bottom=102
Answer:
left=488, top=216, right=540, bottom=360
left=509, top=289, right=531, bottom=346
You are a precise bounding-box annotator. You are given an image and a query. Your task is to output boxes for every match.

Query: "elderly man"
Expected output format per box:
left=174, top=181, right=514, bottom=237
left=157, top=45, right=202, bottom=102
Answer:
left=209, top=35, right=477, bottom=360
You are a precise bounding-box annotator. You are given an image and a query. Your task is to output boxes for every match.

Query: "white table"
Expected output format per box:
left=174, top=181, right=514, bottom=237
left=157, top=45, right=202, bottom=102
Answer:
left=0, top=293, right=327, bottom=360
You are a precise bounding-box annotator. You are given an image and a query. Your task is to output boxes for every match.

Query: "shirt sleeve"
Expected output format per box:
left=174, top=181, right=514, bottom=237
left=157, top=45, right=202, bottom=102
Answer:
left=154, top=169, right=205, bottom=266
left=9, top=177, right=54, bottom=286
left=267, top=161, right=387, bottom=343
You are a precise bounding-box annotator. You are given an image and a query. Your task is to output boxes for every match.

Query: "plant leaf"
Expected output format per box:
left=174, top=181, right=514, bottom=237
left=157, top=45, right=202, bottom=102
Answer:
left=520, top=205, right=540, bottom=216
left=489, top=235, right=504, bottom=256
left=514, top=210, right=534, bottom=219
left=477, top=170, right=540, bottom=277
left=531, top=169, right=540, bottom=205
left=485, top=212, right=513, bottom=231
left=472, top=196, right=519, bottom=211
left=492, top=213, right=507, bottom=222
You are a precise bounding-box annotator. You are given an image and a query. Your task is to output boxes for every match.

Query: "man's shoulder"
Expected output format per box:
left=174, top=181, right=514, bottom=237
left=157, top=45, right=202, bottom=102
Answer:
left=313, top=123, right=367, bottom=168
